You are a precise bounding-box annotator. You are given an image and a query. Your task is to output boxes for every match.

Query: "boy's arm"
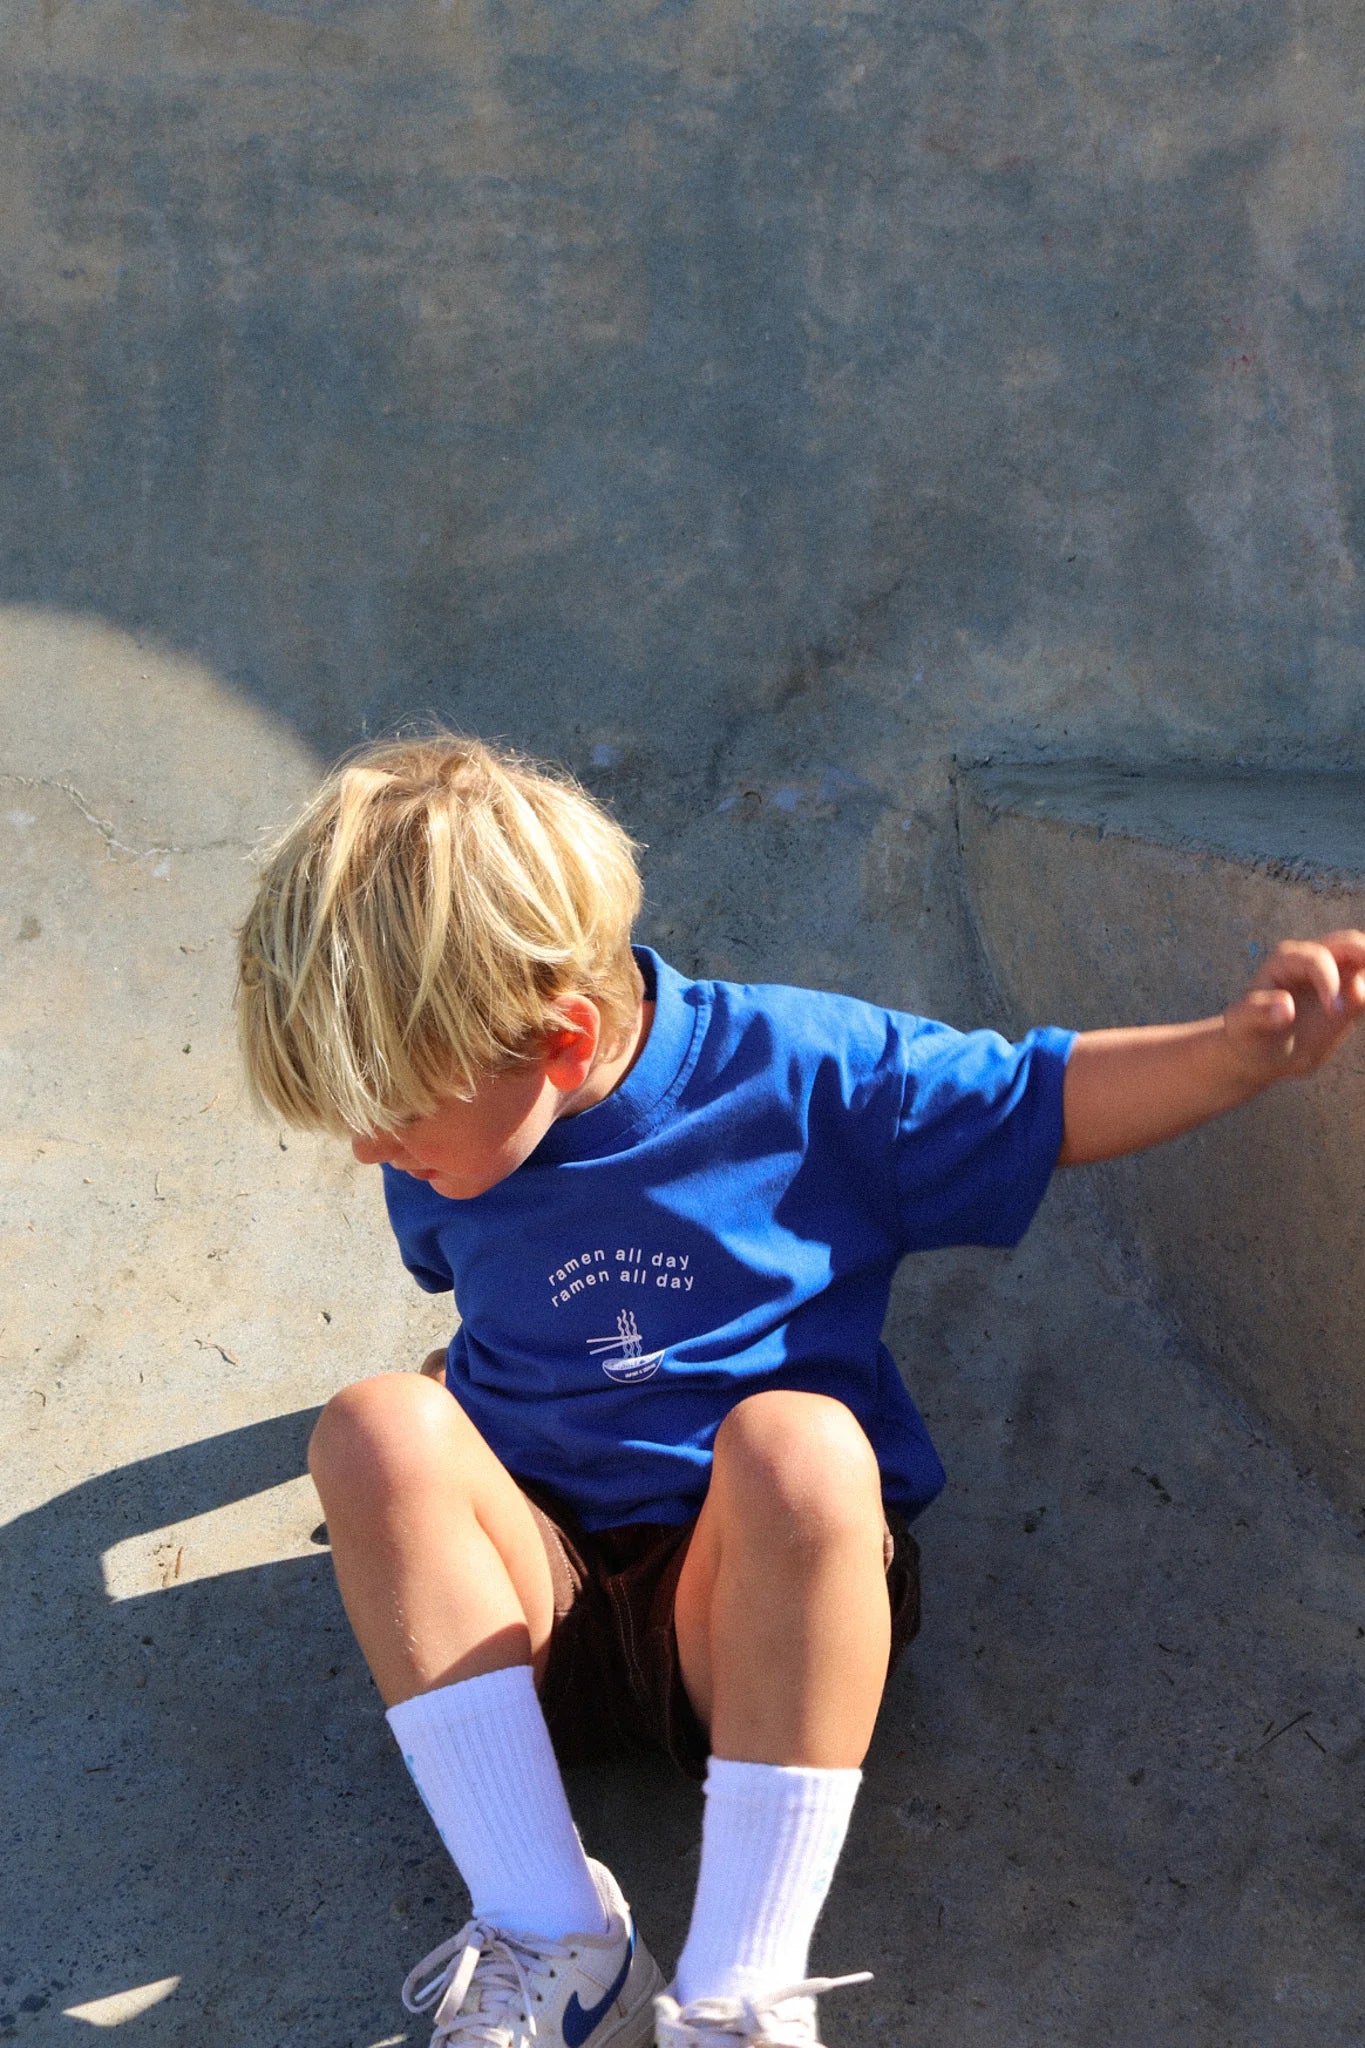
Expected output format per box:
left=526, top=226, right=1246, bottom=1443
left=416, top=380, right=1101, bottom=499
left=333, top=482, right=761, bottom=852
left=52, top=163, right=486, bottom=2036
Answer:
left=1057, top=931, right=1365, bottom=1166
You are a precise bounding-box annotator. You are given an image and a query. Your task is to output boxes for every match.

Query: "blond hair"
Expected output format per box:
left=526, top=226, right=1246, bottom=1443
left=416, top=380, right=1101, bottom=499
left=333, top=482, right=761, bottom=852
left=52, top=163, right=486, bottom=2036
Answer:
left=237, top=734, right=643, bottom=1134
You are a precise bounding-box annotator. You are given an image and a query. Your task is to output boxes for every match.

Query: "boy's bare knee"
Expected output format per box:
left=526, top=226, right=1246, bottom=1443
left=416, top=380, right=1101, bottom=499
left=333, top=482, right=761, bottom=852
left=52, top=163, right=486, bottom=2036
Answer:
left=717, top=1388, right=877, bottom=1477
left=713, top=1390, right=881, bottom=1541
left=308, top=1371, right=468, bottom=1502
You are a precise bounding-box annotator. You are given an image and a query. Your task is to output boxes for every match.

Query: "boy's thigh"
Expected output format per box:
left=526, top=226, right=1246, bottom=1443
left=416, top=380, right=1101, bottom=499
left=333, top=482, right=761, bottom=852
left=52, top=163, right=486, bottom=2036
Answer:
left=518, top=1480, right=922, bottom=1782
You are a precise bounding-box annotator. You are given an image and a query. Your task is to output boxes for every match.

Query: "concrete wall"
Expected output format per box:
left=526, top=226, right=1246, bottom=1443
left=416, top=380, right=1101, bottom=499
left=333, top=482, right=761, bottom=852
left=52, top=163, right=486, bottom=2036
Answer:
left=3, top=0, right=1364, bottom=798
left=960, top=765, right=1365, bottom=1520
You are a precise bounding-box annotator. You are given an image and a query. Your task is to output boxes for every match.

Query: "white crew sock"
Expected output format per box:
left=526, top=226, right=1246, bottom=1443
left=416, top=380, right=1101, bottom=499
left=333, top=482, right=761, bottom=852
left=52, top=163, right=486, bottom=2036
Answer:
left=675, top=1759, right=862, bottom=2005
left=386, top=1665, right=608, bottom=1939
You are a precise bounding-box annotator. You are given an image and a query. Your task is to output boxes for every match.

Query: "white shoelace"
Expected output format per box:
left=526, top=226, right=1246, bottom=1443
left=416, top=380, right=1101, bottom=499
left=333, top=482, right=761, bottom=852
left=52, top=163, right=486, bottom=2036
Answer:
left=401, top=1918, right=578, bottom=2044
left=653, top=1971, right=873, bottom=2047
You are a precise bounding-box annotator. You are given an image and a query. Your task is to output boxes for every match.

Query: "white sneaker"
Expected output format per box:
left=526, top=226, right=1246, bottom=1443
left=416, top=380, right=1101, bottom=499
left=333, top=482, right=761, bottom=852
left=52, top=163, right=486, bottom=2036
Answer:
left=652, top=1973, right=872, bottom=2047
left=401, top=1859, right=665, bottom=2047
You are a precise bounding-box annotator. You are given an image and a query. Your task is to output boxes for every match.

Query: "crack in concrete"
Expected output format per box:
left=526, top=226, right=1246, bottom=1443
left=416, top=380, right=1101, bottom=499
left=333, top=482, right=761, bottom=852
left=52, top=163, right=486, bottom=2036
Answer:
left=699, top=568, right=917, bottom=810
left=770, top=570, right=912, bottom=712
left=1, top=774, right=252, bottom=861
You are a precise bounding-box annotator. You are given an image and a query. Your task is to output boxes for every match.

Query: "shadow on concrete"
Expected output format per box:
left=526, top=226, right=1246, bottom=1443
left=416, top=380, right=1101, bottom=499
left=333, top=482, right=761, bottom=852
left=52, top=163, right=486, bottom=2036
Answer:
left=0, top=1407, right=700, bottom=2046
left=3, top=1409, right=324, bottom=2036
left=5, top=2, right=1364, bottom=786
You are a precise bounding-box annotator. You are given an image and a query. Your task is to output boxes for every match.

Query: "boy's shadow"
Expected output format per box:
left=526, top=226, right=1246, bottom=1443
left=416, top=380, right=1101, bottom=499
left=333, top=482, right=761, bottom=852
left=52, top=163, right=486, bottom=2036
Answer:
left=2, top=1411, right=698, bottom=2046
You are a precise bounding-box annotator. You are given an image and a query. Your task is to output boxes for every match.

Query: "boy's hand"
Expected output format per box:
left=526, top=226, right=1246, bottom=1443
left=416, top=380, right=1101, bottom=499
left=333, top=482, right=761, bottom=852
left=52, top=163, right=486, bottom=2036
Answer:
left=1059, top=929, right=1365, bottom=1167
left=1223, top=931, right=1365, bottom=1081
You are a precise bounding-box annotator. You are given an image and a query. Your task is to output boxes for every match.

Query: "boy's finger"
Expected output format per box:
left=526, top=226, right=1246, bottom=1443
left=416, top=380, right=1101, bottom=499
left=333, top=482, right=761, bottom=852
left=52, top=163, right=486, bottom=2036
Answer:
left=1321, top=929, right=1365, bottom=985
left=1264, top=940, right=1341, bottom=1013
left=1238, top=987, right=1295, bottom=1033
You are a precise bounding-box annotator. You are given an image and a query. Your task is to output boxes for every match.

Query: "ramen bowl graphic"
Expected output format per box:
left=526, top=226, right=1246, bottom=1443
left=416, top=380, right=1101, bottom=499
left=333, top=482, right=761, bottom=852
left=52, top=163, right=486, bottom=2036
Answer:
left=588, top=1310, right=666, bottom=1384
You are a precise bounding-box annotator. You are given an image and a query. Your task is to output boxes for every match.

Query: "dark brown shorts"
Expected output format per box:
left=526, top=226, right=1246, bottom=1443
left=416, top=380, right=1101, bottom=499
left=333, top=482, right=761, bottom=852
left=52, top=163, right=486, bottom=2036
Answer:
left=518, top=1477, right=922, bottom=1780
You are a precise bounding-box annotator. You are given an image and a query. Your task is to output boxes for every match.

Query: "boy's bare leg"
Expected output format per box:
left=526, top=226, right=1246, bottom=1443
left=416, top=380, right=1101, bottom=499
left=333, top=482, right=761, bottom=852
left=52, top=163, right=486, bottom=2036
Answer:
left=673, top=1388, right=891, bottom=1766
left=667, top=1390, right=889, bottom=2017
left=307, top=1371, right=621, bottom=1950
left=307, top=1370, right=556, bottom=1703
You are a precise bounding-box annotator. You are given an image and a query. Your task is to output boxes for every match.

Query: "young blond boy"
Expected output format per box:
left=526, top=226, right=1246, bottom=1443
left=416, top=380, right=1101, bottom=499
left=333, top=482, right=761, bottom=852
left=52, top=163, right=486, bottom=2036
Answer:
left=237, top=734, right=1365, bottom=2048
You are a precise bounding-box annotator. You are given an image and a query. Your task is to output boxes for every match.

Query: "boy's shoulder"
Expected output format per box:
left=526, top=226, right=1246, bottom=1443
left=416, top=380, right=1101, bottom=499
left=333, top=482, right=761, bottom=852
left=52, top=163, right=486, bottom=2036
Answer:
left=674, top=952, right=1071, bottom=1171
left=661, top=947, right=934, bottom=1043
left=661, top=949, right=964, bottom=1091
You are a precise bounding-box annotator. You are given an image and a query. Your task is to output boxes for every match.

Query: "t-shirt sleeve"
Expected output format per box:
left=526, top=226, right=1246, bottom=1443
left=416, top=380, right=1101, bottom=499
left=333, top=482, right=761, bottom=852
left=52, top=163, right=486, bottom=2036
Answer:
left=380, top=1163, right=456, bottom=1293
left=890, top=1018, right=1075, bottom=1251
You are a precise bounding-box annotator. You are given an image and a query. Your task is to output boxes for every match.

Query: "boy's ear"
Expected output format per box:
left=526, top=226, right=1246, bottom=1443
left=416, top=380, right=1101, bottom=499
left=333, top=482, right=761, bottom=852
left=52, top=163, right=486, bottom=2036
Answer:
left=540, top=995, right=601, bottom=1091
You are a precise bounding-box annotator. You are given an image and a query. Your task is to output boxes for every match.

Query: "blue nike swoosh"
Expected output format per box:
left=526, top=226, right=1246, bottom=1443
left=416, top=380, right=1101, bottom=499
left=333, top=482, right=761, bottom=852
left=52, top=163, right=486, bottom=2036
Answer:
left=561, top=1916, right=637, bottom=2048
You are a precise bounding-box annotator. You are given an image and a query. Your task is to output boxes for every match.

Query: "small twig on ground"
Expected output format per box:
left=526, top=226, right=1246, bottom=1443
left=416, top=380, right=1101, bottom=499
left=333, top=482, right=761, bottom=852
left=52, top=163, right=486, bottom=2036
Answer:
left=193, top=1337, right=240, bottom=1367
left=1253, top=1709, right=1312, bottom=1755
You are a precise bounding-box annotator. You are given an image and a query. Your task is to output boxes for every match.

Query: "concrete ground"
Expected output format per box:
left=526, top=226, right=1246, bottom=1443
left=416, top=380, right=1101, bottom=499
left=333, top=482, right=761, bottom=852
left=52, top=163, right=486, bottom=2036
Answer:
left=4, top=620, right=1364, bottom=2047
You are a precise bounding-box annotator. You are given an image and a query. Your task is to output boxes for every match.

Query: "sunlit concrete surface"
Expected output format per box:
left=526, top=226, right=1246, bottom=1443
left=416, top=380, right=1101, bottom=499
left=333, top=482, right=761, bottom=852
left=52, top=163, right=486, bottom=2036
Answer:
left=3, top=1, right=1365, bottom=2041
left=62, top=1981, right=181, bottom=2030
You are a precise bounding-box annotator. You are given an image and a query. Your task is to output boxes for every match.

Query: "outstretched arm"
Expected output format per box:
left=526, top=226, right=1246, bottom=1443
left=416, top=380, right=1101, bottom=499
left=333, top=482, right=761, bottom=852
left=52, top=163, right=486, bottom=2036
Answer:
left=1057, top=931, right=1365, bottom=1167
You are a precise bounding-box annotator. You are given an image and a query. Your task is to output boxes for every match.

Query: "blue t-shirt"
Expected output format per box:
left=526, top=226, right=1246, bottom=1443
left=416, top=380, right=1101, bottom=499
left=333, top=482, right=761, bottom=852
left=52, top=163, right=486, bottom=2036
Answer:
left=382, top=949, right=1074, bottom=1531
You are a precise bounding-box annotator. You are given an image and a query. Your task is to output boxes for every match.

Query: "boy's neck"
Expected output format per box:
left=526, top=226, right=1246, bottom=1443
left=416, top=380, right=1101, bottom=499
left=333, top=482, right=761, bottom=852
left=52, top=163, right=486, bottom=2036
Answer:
left=556, top=995, right=655, bottom=1121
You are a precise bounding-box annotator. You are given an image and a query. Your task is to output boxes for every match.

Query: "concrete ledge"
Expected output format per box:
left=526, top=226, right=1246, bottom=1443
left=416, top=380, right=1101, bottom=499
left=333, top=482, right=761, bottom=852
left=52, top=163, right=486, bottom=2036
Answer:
left=958, top=763, right=1365, bottom=1520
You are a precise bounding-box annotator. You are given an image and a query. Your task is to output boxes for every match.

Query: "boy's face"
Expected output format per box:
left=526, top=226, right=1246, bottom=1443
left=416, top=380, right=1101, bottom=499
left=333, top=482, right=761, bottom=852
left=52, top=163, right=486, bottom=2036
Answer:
left=347, top=991, right=649, bottom=1200
left=349, top=1059, right=562, bottom=1201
